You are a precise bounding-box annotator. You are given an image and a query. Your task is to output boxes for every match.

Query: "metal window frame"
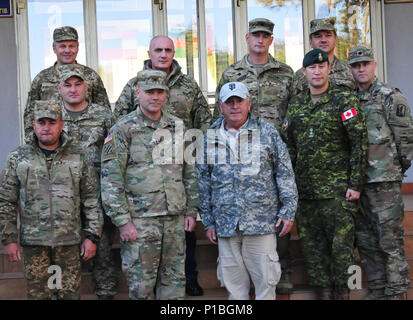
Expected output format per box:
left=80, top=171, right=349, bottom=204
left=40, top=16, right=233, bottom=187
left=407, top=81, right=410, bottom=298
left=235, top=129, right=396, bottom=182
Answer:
left=14, top=0, right=387, bottom=141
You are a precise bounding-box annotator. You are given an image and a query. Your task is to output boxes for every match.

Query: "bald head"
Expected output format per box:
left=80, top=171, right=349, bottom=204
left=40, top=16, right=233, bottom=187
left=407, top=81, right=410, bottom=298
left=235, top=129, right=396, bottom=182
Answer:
left=148, top=36, right=175, bottom=75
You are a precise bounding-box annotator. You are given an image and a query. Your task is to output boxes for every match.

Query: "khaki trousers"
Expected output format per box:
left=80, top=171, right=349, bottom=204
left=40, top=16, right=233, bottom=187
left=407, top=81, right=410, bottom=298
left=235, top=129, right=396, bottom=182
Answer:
left=217, top=232, right=281, bottom=300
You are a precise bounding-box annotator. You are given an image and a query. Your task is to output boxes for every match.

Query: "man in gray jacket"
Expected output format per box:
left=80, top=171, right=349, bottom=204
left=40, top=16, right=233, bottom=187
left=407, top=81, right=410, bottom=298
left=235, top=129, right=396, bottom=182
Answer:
left=196, top=82, right=298, bottom=300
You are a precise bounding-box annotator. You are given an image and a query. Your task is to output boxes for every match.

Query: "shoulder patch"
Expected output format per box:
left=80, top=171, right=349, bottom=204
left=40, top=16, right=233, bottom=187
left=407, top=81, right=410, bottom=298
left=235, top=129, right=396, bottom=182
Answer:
left=341, top=108, right=358, bottom=121
left=104, top=133, right=113, bottom=144
left=396, top=104, right=407, bottom=117
left=282, top=120, right=288, bottom=131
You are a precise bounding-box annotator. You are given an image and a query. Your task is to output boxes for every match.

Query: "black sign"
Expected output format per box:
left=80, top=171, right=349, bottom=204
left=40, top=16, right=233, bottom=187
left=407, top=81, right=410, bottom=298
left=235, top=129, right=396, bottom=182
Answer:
left=0, top=0, right=12, bottom=18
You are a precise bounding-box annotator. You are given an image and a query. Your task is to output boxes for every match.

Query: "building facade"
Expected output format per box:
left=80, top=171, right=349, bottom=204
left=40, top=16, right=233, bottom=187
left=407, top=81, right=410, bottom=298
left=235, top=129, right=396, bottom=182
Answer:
left=0, top=0, right=413, bottom=180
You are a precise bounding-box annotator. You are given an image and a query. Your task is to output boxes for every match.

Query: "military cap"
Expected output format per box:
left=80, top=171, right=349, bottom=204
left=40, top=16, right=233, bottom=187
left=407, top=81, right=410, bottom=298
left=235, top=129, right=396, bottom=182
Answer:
left=220, top=82, right=249, bottom=103
left=348, top=46, right=375, bottom=65
left=309, top=17, right=336, bottom=35
left=53, top=26, right=79, bottom=42
left=303, top=49, right=329, bottom=68
left=34, top=101, right=62, bottom=120
left=136, top=70, right=168, bottom=91
left=58, top=64, right=85, bottom=82
left=249, top=18, right=274, bottom=35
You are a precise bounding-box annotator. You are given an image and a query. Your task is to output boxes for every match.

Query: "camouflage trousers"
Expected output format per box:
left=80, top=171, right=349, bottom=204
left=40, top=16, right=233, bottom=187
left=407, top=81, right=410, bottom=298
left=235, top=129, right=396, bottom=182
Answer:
left=22, top=245, right=81, bottom=300
left=120, top=215, right=186, bottom=300
left=296, top=198, right=357, bottom=288
left=91, top=214, right=119, bottom=297
left=356, top=181, right=410, bottom=295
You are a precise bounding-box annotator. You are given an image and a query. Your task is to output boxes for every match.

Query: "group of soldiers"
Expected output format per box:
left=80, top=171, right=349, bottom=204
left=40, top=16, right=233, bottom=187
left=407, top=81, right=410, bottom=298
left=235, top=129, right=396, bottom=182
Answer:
left=0, top=15, right=412, bottom=301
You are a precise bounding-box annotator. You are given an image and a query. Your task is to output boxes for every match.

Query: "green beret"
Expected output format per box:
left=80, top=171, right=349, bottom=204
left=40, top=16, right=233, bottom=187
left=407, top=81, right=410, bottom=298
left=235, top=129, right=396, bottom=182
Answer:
left=53, top=26, right=78, bottom=42
left=136, top=70, right=168, bottom=91
left=348, top=46, right=375, bottom=65
left=303, top=49, right=329, bottom=68
left=249, top=18, right=274, bottom=35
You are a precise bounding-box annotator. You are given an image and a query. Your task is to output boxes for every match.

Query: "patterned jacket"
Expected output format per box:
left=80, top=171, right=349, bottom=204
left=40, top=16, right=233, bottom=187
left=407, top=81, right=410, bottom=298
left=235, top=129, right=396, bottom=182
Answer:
left=101, top=107, right=199, bottom=228
left=24, top=62, right=111, bottom=137
left=356, top=78, right=413, bottom=182
left=196, top=115, right=298, bottom=237
left=0, top=132, right=103, bottom=246
left=114, top=60, right=211, bottom=132
left=212, top=54, right=294, bottom=132
left=284, top=84, right=368, bottom=200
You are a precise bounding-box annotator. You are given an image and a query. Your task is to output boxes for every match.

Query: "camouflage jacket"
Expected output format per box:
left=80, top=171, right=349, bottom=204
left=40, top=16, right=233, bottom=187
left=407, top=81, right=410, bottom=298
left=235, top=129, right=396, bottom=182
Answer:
left=114, top=59, right=211, bottom=132
left=0, top=131, right=103, bottom=246
left=196, top=114, right=298, bottom=237
left=292, top=56, right=355, bottom=95
left=62, top=103, right=114, bottom=173
left=284, top=84, right=368, bottom=200
left=212, top=54, right=294, bottom=132
left=356, top=78, right=413, bottom=182
left=101, top=107, right=199, bottom=227
left=24, top=62, right=111, bottom=137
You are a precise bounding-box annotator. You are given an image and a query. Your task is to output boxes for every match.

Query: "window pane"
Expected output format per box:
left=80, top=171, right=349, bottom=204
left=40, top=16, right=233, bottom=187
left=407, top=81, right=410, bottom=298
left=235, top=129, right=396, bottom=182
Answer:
left=248, top=0, right=304, bottom=72
left=96, top=0, right=152, bottom=103
left=315, top=0, right=371, bottom=60
left=28, top=0, right=85, bottom=79
left=205, top=0, right=234, bottom=93
left=167, top=0, right=200, bottom=85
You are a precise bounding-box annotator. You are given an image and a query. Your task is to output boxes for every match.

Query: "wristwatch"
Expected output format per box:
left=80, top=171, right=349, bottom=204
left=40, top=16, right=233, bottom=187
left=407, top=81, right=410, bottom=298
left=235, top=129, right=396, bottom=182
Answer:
left=85, top=234, right=100, bottom=245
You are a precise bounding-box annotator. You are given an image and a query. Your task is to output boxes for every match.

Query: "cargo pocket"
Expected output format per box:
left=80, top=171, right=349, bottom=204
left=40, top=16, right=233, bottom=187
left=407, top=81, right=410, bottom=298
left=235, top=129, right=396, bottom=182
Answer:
left=267, top=254, right=281, bottom=286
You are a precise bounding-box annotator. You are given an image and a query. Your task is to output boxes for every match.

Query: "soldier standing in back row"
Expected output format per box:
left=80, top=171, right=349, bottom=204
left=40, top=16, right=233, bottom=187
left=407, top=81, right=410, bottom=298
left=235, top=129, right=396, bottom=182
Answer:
left=0, top=101, right=102, bottom=299
left=284, top=49, right=368, bottom=300
left=114, top=35, right=211, bottom=296
left=24, top=26, right=111, bottom=138
left=349, top=46, right=413, bottom=300
left=292, top=17, right=355, bottom=95
left=57, top=64, right=117, bottom=300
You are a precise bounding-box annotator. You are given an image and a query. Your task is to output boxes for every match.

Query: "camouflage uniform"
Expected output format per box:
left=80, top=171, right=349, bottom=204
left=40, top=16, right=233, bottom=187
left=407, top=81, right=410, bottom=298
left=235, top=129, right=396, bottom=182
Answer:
left=24, top=63, right=111, bottom=137
left=292, top=17, right=355, bottom=95
left=0, top=102, right=102, bottom=299
left=58, top=64, right=118, bottom=298
left=348, top=46, right=413, bottom=298
left=284, top=83, right=368, bottom=292
left=114, top=59, right=211, bottom=132
left=196, top=111, right=298, bottom=299
left=101, top=70, right=199, bottom=300
left=212, top=54, right=294, bottom=131
left=114, top=58, right=211, bottom=290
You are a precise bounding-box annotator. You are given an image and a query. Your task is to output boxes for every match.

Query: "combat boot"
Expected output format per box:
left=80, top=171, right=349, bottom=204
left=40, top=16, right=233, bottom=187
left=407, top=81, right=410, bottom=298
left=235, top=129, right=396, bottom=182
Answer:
left=363, top=289, right=385, bottom=300
left=333, top=287, right=350, bottom=300
left=276, top=273, right=293, bottom=295
left=383, top=292, right=407, bottom=300
left=314, top=287, right=332, bottom=300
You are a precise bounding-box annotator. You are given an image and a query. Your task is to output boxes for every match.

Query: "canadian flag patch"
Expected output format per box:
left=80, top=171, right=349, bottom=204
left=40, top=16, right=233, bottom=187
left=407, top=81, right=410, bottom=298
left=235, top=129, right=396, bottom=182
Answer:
left=341, top=108, right=357, bottom=121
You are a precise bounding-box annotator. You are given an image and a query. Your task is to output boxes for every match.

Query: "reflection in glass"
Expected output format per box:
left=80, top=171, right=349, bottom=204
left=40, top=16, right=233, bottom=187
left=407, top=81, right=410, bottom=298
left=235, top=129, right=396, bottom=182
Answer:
left=248, top=0, right=304, bottom=72
left=167, top=0, right=199, bottom=84
left=315, top=0, right=371, bottom=60
left=28, top=0, right=85, bottom=79
left=96, top=0, right=152, bottom=102
left=205, top=0, right=234, bottom=92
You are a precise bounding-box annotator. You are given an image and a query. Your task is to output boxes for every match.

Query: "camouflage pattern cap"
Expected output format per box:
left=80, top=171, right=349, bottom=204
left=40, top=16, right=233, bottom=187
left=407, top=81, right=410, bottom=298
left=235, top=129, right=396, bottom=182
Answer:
left=34, top=101, right=62, bottom=120
left=58, top=64, right=85, bottom=82
left=249, top=18, right=274, bottom=35
left=136, top=70, right=168, bottom=91
left=53, top=26, right=79, bottom=42
left=348, top=46, right=375, bottom=65
left=303, top=49, right=329, bottom=68
left=310, top=17, right=336, bottom=35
